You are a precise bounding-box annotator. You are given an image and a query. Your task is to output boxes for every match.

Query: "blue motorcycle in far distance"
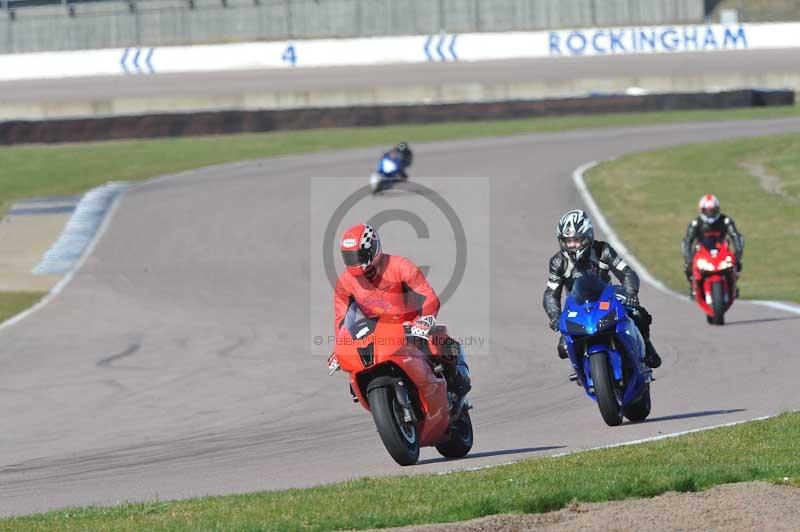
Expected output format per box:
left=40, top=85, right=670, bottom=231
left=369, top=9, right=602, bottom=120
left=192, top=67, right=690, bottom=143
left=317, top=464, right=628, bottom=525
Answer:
left=369, top=147, right=411, bottom=194
left=560, top=273, right=654, bottom=426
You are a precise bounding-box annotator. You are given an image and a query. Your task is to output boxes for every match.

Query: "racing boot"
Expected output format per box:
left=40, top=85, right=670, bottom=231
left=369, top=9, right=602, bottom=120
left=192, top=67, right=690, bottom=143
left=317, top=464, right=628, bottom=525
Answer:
left=443, top=343, right=471, bottom=401
left=644, top=339, right=662, bottom=369
left=557, top=336, right=569, bottom=360
left=558, top=337, right=577, bottom=383
left=445, top=363, right=471, bottom=399
left=631, top=306, right=661, bottom=369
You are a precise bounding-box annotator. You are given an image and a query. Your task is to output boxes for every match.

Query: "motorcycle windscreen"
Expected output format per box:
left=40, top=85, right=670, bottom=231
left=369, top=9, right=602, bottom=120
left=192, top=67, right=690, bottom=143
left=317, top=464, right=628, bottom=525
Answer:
left=571, top=273, right=607, bottom=305
left=700, top=234, right=724, bottom=251
left=348, top=317, right=377, bottom=341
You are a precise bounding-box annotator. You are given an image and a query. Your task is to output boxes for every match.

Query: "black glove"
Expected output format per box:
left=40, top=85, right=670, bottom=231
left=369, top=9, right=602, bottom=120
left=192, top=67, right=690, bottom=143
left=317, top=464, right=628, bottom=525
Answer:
left=549, top=317, right=560, bottom=331
left=736, top=260, right=742, bottom=272
left=625, top=294, right=640, bottom=308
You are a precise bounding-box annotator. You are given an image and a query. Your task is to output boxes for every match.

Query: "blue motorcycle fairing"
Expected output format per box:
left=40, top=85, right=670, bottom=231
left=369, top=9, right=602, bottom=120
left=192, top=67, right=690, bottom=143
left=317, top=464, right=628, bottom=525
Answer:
left=559, top=277, right=648, bottom=407
left=376, top=155, right=403, bottom=178
left=614, top=311, right=646, bottom=365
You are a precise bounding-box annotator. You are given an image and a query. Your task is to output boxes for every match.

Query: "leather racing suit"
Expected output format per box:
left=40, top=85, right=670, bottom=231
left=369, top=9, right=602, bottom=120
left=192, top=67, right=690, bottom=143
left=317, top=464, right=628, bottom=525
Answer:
left=542, top=240, right=661, bottom=369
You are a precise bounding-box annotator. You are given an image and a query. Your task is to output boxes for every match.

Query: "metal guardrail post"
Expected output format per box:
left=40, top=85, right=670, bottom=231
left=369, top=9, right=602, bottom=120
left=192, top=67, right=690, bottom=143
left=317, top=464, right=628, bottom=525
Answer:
left=285, top=0, right=292, bottom=38
left=133, top=0, right=141, bottom=46
left=355, top=0, right=361, bottom=37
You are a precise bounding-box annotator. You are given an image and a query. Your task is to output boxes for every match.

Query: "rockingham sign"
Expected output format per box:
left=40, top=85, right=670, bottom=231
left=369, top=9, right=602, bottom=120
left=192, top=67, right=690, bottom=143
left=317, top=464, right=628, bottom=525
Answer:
left=547, top=25, right=748, bottom=56
left=0, top=22, right=797, bottom=81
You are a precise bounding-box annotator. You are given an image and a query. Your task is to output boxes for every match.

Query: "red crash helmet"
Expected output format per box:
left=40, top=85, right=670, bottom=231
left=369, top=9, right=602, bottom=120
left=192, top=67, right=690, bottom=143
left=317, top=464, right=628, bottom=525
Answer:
left=340, top=224, right=382, bottom=277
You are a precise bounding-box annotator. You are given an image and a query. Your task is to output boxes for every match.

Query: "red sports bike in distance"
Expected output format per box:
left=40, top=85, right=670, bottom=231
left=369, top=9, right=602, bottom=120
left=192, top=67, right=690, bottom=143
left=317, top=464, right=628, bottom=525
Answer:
left=331, top=312, right=473, bottom=466
left=691, top=237, right=738, bottom=325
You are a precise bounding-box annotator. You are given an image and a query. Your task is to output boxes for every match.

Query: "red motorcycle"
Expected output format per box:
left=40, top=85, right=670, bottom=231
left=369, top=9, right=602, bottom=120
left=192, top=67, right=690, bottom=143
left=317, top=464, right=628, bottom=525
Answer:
left=331, top=314, right=473, bottom=466
left=691, top=237, right=738, bottom=325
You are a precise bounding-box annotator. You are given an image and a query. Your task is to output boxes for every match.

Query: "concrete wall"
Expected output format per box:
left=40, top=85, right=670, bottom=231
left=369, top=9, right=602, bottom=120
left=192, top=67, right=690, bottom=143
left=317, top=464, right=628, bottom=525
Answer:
left=0, top=89, right=791, bottom=145
left=0, top=0, right=704, bottom=53
left=5, top=71, right=800, bottom=121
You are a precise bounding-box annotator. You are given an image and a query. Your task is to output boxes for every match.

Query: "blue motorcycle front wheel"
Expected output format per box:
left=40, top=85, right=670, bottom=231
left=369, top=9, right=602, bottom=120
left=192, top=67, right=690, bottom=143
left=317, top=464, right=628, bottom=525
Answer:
left=590, top=353, right=624, bottom=426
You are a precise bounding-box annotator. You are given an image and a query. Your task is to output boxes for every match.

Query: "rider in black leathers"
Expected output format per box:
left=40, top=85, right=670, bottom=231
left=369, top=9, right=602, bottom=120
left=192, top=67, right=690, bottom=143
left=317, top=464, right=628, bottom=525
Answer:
left=681, top=194, right=744, bottom=296
left=376, top=142, right=413, bottom=179
left=543, top=209, right=662, bottom=369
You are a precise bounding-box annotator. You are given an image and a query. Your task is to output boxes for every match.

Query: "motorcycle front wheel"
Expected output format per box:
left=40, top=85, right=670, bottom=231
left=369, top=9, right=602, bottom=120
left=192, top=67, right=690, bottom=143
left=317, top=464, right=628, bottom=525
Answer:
left=711, top=281, right=726, bottom=325
left=369, top=173, right=382, bottom=194
left=590, top=353, right=624, bottom=426
left=368, top=386, right=420, bottom=466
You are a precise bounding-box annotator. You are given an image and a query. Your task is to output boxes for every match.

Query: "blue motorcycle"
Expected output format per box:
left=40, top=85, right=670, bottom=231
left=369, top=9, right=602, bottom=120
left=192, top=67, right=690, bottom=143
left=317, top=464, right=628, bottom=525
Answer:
left=369, top=155, right=409, bottom=194
left=559, top=273, right=653, bottom=426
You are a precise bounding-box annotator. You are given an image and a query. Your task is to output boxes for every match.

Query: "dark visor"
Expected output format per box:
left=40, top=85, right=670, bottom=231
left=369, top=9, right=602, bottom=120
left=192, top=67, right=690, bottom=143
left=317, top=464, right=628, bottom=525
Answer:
left=342, top=249, right=370, bottom=266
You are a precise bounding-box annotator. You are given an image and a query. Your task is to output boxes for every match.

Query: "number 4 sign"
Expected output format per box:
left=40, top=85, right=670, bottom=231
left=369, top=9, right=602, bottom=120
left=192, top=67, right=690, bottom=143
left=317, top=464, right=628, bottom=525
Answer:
left=282, top=43, right=297, bottom=66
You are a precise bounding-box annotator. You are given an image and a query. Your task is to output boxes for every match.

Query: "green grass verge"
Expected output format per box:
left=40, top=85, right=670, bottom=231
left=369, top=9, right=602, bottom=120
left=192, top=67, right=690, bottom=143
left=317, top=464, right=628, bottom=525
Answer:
left=587, top=132, right=800, bottom=302
left=2, top=412, right=798, bottom=531
left=0, top=292, right=45, bottom=323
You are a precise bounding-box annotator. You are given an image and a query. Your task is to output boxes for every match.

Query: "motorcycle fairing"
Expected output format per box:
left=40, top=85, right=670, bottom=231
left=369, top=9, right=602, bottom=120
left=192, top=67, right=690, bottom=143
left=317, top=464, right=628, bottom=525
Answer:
left=337, top=316, right=450, bottom=446
left=561, top=280, right=648, bottom=407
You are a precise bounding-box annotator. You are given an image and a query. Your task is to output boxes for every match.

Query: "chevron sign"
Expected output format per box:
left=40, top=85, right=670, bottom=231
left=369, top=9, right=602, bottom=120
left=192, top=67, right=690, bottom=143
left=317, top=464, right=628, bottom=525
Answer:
left=423, top=34, right=458, bottom=62
left=120, top=48, right=156, bottom=74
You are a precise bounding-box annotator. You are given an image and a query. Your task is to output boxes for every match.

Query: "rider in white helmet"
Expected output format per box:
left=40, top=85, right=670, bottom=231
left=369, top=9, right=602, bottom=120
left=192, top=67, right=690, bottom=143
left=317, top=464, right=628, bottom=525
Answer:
left=543, top=209, right=662, bottom=369
left=681, top=194, right=744, bottom=297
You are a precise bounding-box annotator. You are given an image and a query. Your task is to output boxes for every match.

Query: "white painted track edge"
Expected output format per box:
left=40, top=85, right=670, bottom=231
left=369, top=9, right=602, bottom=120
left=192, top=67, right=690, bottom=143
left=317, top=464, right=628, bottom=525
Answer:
left=0, top=185, right=129, bottom=333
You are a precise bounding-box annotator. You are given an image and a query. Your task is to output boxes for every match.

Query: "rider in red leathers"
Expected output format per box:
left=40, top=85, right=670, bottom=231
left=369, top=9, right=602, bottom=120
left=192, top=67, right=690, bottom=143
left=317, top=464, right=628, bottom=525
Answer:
left=329, top=223, right=470, bottom=399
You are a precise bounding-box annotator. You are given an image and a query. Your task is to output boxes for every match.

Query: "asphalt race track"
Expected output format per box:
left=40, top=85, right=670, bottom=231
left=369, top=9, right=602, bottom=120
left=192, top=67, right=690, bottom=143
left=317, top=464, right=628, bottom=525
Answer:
left=1, top=49, right=800, bottom=102
left=2, top=118, right=800, bottom=516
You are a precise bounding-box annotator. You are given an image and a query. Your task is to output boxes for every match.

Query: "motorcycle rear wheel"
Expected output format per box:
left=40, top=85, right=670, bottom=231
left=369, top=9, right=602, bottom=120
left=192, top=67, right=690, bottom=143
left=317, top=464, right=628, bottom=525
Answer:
left=435, top=410, right=473, bottom=459
left=590, top=353, right=624, bottom=426
left=623, top=385, right=651, bottom=422
left=368, top=386, right=420, bottom=466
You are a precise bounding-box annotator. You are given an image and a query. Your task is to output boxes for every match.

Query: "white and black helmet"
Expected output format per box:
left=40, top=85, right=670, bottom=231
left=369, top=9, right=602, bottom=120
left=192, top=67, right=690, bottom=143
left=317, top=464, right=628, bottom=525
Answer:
left=557, top=209, right=594, bottom=262
left=698, top=194, right=721, bottom=224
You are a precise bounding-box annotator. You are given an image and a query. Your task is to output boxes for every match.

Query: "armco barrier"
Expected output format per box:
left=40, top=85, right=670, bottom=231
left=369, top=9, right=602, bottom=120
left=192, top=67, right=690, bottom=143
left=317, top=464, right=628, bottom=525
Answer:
left=0, top=89, right=793, bottom=146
